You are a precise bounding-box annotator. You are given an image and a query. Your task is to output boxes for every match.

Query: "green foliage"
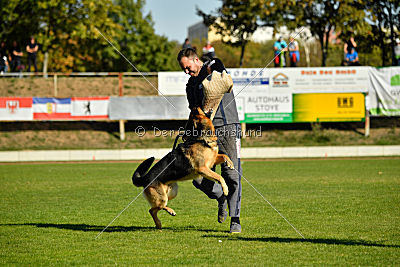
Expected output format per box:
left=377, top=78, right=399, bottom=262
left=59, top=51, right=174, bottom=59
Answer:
left=0, top=0, right=177, bottom=72
left=197, top=0, right=268, bottom=67
left=108, top=0, right=177, bottom=72
left=0, top=160, right=399, bottom=265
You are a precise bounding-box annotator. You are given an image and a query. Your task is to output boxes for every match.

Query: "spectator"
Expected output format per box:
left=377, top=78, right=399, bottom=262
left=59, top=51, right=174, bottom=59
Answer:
left=273, top=36, right=287, bottom=67
left=26, top=36, right=39, bottom=72
left=395, top=38, right=400, bottom=66
left=0, top=41, right=9, bottom=74
left=288, top=36, right=300, bottom=67
left=182, top=38, right=192, bottom=49
left=344, top=36, right=357, bottom=54
left=344, top=47, right=361, bottom=66
left=10, top=41, right=23, bottom=72
left=202, top=40, right=215, bottom=60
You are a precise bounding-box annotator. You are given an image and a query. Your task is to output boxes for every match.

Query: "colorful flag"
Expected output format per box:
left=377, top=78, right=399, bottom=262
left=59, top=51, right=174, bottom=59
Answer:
left=33, top=98, right=71, bottom=120
left=0, top=97, right=33, bottom=120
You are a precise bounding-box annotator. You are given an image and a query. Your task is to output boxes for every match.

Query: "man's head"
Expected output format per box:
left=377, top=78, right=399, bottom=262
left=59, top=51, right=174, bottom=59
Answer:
left=177, top=48, right=203, bottom=77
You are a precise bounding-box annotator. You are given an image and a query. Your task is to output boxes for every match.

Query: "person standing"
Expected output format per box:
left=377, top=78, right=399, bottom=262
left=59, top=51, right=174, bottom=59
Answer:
left=182, top=38, right=192, bottom=49
left=202, top=41, right=215, bottom=60
left=10, top=41, right=23, bottom=72
left=288, top=36, right=300, bottom=67
left=273, top=36, right=287, bottom=67
left=26, top=36, right=39, bottom=72
left=344, top=36, right=357, bottom=55
left=395, top=38, right=400, bottom=66
left=177, top=48, right=242, bottom=233
left=0, top=41, right=9, bottom=74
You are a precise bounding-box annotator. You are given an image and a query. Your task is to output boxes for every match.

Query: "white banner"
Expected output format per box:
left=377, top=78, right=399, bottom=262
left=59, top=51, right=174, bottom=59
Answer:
left=368, top=67, right=400, bottom=116
left=158, top=72, right=189, bottom=95
left=158, top=67, right=371, bottom=97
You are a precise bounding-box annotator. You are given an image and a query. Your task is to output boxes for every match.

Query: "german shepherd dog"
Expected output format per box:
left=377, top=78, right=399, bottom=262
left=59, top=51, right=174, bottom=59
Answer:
left=132, top=107, right=233, bottom=229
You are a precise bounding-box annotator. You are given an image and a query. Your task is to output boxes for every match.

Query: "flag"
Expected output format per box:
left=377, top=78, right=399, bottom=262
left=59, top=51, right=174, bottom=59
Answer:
left=33, top=98, right=71, bottom=120
left=0, top=97, right=33, bottom=120
left=71, top=97, right=109, bottom=119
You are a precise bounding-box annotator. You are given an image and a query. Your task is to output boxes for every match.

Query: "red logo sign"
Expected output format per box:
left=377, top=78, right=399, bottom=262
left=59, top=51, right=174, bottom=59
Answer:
left=6, top=100, right=19, bottom=113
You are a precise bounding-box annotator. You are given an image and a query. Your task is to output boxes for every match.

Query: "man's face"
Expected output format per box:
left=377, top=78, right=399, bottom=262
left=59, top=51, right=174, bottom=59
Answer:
left=180, top=56, right=202, bottom=77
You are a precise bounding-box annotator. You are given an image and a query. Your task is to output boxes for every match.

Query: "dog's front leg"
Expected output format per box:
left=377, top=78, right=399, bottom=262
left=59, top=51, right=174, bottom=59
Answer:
left=197, top=167, right=229, bottom=196
left=215, top=154, right=234, bottom=169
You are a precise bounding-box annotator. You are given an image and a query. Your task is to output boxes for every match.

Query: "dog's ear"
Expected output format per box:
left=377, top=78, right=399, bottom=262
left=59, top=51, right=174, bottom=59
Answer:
left=196, top=107, right=206, bottom=116
left=193, top=118, right=198, bottom=128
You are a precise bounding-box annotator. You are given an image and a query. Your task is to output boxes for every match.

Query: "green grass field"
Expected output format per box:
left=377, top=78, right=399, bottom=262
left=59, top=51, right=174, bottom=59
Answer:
left=0, top=159, right=399, bottom=265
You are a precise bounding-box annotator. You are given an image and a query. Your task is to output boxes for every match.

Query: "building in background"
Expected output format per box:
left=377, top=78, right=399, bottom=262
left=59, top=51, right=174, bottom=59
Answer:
left=188, top=21, right=313, bottom=44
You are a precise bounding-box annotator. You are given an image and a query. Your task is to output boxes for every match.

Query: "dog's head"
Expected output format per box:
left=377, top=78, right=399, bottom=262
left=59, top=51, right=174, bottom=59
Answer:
left=185, top=107, right=215, bottom=139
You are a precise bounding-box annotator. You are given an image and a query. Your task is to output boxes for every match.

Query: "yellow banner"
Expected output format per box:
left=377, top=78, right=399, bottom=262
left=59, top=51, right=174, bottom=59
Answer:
left=293, top=93, right=365, bottom=122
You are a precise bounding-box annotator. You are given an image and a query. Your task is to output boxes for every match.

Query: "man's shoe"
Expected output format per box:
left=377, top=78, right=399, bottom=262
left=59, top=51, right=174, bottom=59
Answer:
left=217, top=196, right=228, bottom=223
left=230, top=218, right=241, bottom=233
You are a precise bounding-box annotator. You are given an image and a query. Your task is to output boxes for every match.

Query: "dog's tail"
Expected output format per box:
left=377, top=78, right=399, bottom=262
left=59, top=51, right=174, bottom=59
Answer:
left=132, top=157, right=155, bottom=187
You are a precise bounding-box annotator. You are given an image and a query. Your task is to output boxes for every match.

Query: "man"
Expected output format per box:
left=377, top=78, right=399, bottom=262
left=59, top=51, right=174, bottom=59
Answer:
left=273, top=36, right=287, bottom=67
left=344, top=47, right=360, bottom=66
left=288, top=36, right=300, bottom=67
left=0, top=41, right=9, bottom=74
left=177, top=48, right=242, bottom=233
left=344, top=36, right=357, bottom=54
left=182, top=38, right=192, bottom=49
left=202, top=41, right=215, bottom=60
left=26, top=36, right=39, bottom=72
left=11, top=41, right=23, bottom=72
left=395, top=38, right=400, bottom=66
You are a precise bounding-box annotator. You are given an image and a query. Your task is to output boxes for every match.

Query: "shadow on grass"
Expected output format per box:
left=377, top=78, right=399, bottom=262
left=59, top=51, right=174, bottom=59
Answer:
left=1, top=223, right=224, bottom=233
left=203, top=235, right=400, bottom=248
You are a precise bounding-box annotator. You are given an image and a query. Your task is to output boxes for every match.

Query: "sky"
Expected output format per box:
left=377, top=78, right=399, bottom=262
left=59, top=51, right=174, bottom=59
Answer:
left=143, top=0, right=221, bottom=43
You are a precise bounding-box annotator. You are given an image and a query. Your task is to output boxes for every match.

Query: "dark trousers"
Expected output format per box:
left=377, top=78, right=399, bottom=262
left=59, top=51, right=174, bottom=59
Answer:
left=192, top=124, right=242, bottom=217
left=11, top=58, right=21, bottom=72
left=27, top=53, right=37, bottom=72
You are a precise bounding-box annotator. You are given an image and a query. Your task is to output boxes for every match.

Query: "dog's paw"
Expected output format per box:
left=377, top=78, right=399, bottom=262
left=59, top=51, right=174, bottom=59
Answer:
left=225, top=158, right=234, bottom=169
left=221, top=181, right=229, bottom=196
left=164, top=207, right=176, bottom=216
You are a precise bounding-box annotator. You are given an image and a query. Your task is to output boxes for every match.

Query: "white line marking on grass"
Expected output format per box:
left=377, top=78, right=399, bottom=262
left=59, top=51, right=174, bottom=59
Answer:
left=233, top=167, right=305, bottom=239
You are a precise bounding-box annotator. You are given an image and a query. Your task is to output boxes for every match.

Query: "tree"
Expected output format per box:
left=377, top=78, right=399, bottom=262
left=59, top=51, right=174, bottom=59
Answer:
left=197, top=0, right=268, bottom=67
left=109, top=0, right=177, bottom=72
left=286, top=0, right=368, bottom=67
left=365, top=0, right=400, bottom=66
left=0, top=0, right=177, bottom=72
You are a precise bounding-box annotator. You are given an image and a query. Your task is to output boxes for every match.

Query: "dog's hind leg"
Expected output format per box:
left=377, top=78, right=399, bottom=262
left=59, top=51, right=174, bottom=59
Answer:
left=149, top=207, right=162, bottom=229
left=163, top=183, right=177, bottom=216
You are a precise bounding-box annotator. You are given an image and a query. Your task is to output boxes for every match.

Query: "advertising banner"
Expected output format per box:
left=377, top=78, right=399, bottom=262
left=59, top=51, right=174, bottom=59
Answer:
left=109, top=96, right=189, bottom=120
left=33, top=98, right=71, bottom=120
left=242, top=92, right=293, bottom=123
left=368, top=67, right=400, bottom=116
left=71, top=97, right=109, bottom=119
left=157, top=72, right=189, bottom=96
left=292, top=93, right=365, bottom=122
left=158, top=67, right=371, bottom=96
left=0, top=97, right=33, bottom=121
